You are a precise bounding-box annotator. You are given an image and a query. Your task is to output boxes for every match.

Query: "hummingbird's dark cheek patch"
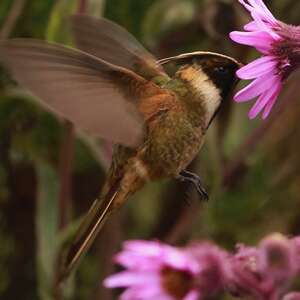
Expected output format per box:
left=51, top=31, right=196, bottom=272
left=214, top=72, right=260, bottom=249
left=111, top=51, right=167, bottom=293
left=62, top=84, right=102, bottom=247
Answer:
left=202, top=62, right=239, bottom=100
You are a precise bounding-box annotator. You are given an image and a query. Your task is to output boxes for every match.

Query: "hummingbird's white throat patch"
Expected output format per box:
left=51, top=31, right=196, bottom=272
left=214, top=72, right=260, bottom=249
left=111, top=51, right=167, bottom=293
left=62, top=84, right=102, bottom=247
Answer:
left=179, top=66, right=222, bottom=122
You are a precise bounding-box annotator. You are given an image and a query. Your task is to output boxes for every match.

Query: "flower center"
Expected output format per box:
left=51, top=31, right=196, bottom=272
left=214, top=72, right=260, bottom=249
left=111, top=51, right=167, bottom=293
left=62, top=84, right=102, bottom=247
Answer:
left=160, top=266, right=194, bottom=299
left=272, top=24, right=300, bottom=80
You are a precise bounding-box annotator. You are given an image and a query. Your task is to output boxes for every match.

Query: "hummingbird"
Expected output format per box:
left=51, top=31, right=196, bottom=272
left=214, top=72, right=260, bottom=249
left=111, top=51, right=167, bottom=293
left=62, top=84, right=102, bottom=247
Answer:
left=0, top=14, right=241, bottom=281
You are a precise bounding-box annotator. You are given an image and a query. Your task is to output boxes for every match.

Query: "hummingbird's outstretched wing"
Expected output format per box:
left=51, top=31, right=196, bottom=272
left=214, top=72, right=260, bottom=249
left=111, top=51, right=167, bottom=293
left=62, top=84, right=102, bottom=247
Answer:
left=70, top=15, right=167, bottom=80
left=0, top=39, right=163, bottom=147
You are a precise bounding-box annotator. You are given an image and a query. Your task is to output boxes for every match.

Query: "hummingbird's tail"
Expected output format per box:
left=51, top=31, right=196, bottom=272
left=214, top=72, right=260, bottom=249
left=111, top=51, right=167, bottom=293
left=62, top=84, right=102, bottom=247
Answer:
left=58, top=164, right=145, bottom=282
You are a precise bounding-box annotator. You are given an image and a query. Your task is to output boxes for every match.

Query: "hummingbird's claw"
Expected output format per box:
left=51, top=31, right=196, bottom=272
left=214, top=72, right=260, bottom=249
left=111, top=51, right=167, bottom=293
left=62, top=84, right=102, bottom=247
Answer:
left=177, top=170, right=209, bottom=201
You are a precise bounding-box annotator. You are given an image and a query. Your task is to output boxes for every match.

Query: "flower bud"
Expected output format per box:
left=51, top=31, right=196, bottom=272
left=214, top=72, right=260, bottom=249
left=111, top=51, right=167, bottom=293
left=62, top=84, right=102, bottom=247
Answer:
left=188, top=243, right=231, bottom=298
left=258, top=233, right=297, bottom=285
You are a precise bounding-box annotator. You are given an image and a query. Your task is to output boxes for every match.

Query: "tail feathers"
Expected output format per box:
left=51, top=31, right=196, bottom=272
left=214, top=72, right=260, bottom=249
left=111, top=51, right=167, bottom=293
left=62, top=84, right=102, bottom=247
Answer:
left=58, top=177, right=121, bottom=282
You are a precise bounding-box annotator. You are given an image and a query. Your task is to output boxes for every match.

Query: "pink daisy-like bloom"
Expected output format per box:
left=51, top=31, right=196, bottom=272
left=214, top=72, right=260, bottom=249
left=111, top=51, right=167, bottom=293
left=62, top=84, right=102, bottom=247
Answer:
left=103, top=240, right=230, bottom=300
left=103, top=240, right=200, bottom=300
left=230, top=0, right=300, bottom=119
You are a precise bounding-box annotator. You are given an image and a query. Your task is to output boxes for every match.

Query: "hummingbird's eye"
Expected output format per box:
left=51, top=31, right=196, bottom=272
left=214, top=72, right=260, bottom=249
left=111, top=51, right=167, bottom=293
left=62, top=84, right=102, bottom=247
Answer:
left=214, top=66, right=228, bottom=74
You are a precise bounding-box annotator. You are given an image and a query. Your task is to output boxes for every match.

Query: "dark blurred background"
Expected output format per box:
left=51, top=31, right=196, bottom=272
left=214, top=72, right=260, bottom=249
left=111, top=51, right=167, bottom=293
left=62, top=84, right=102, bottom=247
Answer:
left=0, top=0, right=300, bottom=299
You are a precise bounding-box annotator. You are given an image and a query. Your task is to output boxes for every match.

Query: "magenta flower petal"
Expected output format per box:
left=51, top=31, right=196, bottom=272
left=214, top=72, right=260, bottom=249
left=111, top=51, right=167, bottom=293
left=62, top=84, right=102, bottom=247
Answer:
left=248, top=93, right=270, bottom=119
left=244, top=21, right=258, bottom=31
left=230, top=31, right=273, bottom=52
left=238, top=0, right=253, bottom=12
left=128, top=285, right=169, bottom=300
left=262, top=82, right=282, bottom=118
left=248, top=84, right=279, bottom=119
left=142, top=286, right=170, bottom=298
left=104, top=271, right=159, bottom=288
left=163, top=249, right=192, bottom=270
left=229, top=0, right=300, bottom=119
left=248, top=0, right=277, bottom=24
left=250, top=11, right=280, bottom=39
left=240, top=0, right=276, bottom=25
left=236, top=56, right=276, bottom=79
left=283, top=292, right=300, bottom=300
left=119, top=288, right=138, bottom=300
left=234, top=72, right=278, bottom=102
left=119, top=241, right=194, bottom=271
left=115, top=252, right=162, bottom=270
left=184, top=290, right=200, bottom=300
left=250, top=13, right=267, bottom=32
left=123, top=240, right=163, bottom=256
left=119, top=287, right=170, bottom=300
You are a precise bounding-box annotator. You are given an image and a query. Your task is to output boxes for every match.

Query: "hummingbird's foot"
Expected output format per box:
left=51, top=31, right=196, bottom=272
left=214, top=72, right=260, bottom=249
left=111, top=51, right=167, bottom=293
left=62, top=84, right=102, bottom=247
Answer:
left=177, top=170, right=209, bottom=201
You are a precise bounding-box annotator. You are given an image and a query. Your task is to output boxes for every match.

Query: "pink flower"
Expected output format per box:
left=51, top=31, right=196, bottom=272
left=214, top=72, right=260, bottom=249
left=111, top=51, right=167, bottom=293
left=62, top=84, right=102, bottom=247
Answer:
left=229, top=233, right=298, bottom=300
left=103, top=241, right=230, bottom=300
left=187, top=243, right=232, bottom=298
left=283, top=292, right=300, bottom=300
left=258, top=233, right=297, bottom=285
left=104, top=234, right=300, bottom=300
left=103, top=240, right=200, bottom=300
left=230, top=0, right=300, bottom=119
left=229, top=245, right=262, bottom=298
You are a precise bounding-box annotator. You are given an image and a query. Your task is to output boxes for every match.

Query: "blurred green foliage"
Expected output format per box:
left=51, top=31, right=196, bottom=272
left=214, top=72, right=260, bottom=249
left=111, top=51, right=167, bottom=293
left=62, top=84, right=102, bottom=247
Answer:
left=36, top=162, right=60, bottom=300
left=0, top=0, right=300, bottom=299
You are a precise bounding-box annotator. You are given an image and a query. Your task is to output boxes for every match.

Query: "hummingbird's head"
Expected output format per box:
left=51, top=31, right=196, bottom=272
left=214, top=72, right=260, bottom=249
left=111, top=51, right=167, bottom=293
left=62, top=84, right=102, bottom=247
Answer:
left=159, top=52, right=242, bottom=124
left=160, top=52, right=242, bottom=99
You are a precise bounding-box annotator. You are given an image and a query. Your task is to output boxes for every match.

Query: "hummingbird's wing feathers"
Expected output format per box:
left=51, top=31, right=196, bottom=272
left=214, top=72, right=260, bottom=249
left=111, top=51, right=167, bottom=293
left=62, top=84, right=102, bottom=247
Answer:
left=0, top=39, right=156, bottom=147
left=71, top=15, right=167, bottom=80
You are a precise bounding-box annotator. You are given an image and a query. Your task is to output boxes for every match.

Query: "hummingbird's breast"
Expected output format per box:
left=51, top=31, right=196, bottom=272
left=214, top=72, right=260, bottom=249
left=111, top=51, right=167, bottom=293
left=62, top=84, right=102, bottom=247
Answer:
left=109, top=77, right=213, bottom=182
left=142, top=105, right=205, bottom=179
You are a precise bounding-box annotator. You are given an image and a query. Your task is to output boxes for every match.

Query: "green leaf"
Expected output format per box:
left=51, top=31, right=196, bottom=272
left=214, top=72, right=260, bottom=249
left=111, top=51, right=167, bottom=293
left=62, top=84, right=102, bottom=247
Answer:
left=104, top=0, right=153, bottom=38
left=0, top=0, right=13, bottom=28
left=13, top=0, right=54, bottom=39
left=46, top=0, right=77, bottom=44
left=57, top=215, right=82, bottom=250
left=88, top=0, right=106, bottom=17
left=142, top=0, right=195, bottom=47
left=35, top=161, right=59, bottom=300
